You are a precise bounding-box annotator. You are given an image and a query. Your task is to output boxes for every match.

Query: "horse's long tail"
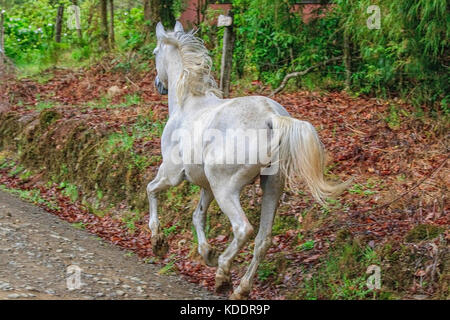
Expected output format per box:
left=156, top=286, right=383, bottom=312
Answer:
left=271, top=115, right=350, bottom=204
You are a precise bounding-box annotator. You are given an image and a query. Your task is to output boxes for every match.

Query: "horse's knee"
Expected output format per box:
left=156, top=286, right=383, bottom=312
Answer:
left=146, top=181, right=158, bottom=196
left=255, top=235, right=272, bottom=254
left=235, top=223, right=254, bottom=244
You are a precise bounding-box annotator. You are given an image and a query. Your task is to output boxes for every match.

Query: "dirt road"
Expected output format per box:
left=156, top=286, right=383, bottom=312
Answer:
left=0, top=190, right=217, bottom=300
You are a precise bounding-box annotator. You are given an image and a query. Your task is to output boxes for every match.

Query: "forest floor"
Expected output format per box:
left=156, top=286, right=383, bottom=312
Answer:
left=0, top=61, right=448, bottom=300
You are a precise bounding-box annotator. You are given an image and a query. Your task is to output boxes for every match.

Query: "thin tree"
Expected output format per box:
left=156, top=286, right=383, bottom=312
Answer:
left=0, top=8, right=4, bottom=66
left=144, top=0, right=161, bottom=29
left=196, top=0, right=208, bottom=26
left=108, top=0, right=115, bottom=48
left=143, top=0, right=155, bottom=39
left=55, top=4, right=64, bottom=43
left=343, top=27, right=352, bottom=90
left=100, top=0, right=109, bottom=50
left=143, top=0, right=175, bottom=32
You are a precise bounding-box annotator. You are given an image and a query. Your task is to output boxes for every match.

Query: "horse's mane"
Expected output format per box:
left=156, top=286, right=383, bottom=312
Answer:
left=163, top=30, right=223, bottom=104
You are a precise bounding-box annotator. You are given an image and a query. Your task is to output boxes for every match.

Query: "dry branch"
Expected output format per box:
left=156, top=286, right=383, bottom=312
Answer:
left=269, top=56, right=343, bottom=97
left=375, top=155, right=449, bottom=211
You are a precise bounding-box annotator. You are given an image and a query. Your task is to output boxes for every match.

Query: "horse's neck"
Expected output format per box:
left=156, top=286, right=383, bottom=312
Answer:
left=166, top=49, right=187, bottom=116
left=166, top=76, right=211, bottom=118
left=165, top=51, right=221, bottom=118
left=167, top=74, right=180, bottom=116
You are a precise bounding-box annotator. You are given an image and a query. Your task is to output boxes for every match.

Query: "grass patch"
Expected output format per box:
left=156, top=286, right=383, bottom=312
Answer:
left=121, top=212, right=142, bottom=234
left=349, top=180, right=378, bottom=196
left=295, top=236, right=381, bottom=300
left=163, top=222, right=179, bottom=237
left=257, top=260, right=277, bottom=281
left=58, top=181, right=79, bottom=202
left=405, top=224, right=444, bottom=242
left=86, top=93, right=142, bottom=110
left=158, top=255, right=177, bottom=275
left=297, top=240, right=315, bottom=251
left=34, top=101, right=56, bottom=111
left=0, top=184, right=60, bottom=211
left=71, top=222, right=86, bottom=230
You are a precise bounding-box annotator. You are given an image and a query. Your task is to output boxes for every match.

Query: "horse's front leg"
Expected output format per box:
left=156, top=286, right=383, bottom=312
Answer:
left=147, top=163, right=184, bottom=257
left=192, top=188, right=218, bottom=266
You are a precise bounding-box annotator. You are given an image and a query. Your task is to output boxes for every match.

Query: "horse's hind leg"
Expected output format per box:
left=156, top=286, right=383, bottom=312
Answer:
left=147, top=163, right=184, bottom=257
left=192, top=188, right=218, bottom=267
left=230, top=173, right=283, bottom=300
left=212, top=188, right=254, bottom=294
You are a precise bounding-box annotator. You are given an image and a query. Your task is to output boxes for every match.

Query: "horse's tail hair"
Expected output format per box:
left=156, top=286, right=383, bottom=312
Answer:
left=271, top=115, right=351, bottom=205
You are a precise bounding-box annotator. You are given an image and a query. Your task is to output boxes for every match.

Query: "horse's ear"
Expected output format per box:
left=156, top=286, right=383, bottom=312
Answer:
left=174, top=21, right=184, bottom=33
left=156, top=22, right=166, bottom=40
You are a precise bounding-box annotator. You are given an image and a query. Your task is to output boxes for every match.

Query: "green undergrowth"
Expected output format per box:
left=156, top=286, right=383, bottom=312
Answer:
left=291, top=226, right=448, bottom=300
left=0, top=153, right=59, bottom=210
left=294, top=233, right=382, bottom=300
left=84, top=93, right=143, bottom=110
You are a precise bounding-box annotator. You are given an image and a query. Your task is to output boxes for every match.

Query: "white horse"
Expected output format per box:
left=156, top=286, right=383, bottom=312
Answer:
left=148, top=21, right=349, bottom=299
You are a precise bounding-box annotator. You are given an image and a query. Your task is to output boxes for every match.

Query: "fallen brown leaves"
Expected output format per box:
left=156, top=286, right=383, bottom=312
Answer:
left=0, top=64, right=448, bottom=299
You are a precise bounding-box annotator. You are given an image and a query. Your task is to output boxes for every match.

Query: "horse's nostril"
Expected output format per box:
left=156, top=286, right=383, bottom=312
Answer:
left=155, top=76, right=168, bottom=95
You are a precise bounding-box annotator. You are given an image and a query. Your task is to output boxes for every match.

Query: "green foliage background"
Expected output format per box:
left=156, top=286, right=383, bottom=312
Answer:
left=1, top=0, right=448, bottom=110
left=229, top=0, right=449, bottom=110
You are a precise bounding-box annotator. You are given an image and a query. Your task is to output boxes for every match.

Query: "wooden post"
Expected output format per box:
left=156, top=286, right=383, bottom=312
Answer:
left=55, top=5, right=64, bottom=43
left=218, top=11, right=235, bottom=98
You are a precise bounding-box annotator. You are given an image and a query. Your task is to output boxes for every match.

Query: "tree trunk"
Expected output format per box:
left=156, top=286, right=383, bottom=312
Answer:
left=343, top=28, right=352, bottom=91
left=108, top=0, right=115, bottom=48
left=55, top=5, right=64, bottom=43
left=100, top=0, right=109, bottom=50
left=143, top=0, right=175, bottom=34
left=144, top=0, right=160, bottom=38
left=151, top=0, right=162, bottom=26
left=0, top=10, right=4, bottom=65
left=85, top=1, right=95, bottom=39
left=143, top=0, right=151, bottom=37
left=196, top=0, right=208, bottom=26
left=161, top=0, right=175, bottom=27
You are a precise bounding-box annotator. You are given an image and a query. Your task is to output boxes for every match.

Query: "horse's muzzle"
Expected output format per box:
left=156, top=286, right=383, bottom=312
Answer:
left=155, top=76, right=168, bottom=95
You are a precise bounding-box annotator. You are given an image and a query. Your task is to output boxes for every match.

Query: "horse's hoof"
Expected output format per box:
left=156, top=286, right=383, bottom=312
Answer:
left=215, top=274, right=232, bottom=294
left=230, top=288, right=250, bottom=300
left=151, top=234, right=169, bottom=257
left=205, top=247, right=219, bottom=267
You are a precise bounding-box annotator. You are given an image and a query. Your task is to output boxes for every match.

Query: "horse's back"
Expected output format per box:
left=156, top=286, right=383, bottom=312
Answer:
left=200, top=95, right=289, bottom=131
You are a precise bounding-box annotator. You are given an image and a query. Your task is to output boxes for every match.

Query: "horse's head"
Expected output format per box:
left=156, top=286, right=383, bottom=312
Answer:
left=153, top=21, right=185, bottom=95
